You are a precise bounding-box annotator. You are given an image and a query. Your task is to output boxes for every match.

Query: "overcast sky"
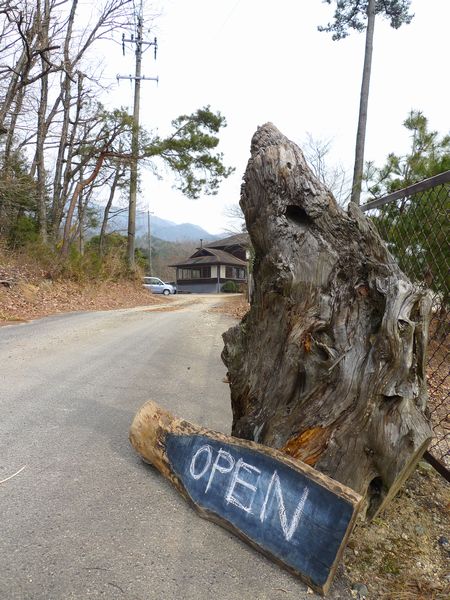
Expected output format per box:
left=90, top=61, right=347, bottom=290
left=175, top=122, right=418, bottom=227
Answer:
left=98, top=0, right=449, bottom=234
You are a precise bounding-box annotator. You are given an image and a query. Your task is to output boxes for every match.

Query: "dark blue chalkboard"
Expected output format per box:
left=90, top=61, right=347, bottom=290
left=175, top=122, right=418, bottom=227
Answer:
left=166, top=434, right=356, bottom=590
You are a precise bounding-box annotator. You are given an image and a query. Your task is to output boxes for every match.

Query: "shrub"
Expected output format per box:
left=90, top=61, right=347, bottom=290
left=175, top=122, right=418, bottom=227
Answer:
left=221, top=280, right=238, bottom=293
left=8, top=216, right=39, bottom=247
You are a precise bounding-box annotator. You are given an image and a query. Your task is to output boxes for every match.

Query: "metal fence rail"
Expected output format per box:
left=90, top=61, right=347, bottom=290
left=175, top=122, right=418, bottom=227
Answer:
left=361, top=171, right=449, bottom=476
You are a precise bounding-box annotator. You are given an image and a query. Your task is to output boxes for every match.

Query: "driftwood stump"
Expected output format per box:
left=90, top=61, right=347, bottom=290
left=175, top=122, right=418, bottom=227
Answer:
left=222, top=123, right=432, bottom=518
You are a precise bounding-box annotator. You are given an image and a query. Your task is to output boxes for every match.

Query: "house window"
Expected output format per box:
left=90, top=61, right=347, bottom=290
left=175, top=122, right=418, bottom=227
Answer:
left=179, top=266, right=212, bottom=279
left=191, top=267, right=211, bottom=278
left=225, top=266, right=246, bottom=279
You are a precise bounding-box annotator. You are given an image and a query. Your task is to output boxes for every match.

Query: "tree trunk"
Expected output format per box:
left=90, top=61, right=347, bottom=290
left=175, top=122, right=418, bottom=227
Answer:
left=2, top=87, right=25, bottom=170
left=222, top=123, right=433, bottom=520
left=51, top=0, right=78, bottom=240
left=63, top=74, right=86, bottom=212
left=350, top=0, right=376, bottom=206
left=99, top=165, right=123, bottom=255
left=77, top=166, right=85, bottom=255
left=36, top=67, right=49, bottom=244
left=60, top=152, right=106, bottom=256
left=51, top=70, right=72, bottom=239
left=35, top=0, right=51, bottom=244
left=0, top=39, right=33, bottom=132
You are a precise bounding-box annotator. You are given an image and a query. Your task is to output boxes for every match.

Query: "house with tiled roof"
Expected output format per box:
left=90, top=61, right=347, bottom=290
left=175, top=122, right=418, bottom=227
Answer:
left=170, top=233, right=250, bottom=294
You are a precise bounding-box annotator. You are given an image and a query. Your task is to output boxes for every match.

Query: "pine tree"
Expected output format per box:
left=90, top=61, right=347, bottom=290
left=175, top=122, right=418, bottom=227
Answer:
left=319, top=0, right=414, bottom=204
left=367, top=111, right=449, bottom=335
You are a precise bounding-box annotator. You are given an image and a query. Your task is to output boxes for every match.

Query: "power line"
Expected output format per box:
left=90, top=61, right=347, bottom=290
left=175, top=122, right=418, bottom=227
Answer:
left=215, top=0, right=242, bottom=37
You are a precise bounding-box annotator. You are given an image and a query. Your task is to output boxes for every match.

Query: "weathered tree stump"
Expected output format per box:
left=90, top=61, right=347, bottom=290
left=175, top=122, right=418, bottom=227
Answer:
left=222, top=123, right=432, bottom=519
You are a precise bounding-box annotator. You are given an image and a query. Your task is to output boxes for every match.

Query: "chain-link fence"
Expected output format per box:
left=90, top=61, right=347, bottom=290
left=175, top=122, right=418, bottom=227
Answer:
left=361, top=171, right=449, bottom=476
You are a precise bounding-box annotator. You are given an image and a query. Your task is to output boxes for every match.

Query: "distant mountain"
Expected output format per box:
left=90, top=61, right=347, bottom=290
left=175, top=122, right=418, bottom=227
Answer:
left=150, top=217, right=220, bottom=243
left=102, top=209, right=221, bottom=243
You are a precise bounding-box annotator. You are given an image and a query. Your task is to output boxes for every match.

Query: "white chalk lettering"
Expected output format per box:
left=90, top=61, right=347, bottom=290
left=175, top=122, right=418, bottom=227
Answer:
left=205, top=448, right=235, bottom=493
left=225, top=458, right=261, bottom=513
left=260, top=470, right=309, bottom=541
left=189, top=444, right=212, bottom=480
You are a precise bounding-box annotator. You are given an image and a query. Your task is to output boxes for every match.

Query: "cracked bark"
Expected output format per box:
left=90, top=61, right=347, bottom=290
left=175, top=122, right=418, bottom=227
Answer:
left=222, top=123, right=432, bottom=519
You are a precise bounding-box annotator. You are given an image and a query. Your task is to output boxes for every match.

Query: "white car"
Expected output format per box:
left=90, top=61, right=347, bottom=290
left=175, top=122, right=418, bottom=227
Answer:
left=143, top=277, right=176, bottom=295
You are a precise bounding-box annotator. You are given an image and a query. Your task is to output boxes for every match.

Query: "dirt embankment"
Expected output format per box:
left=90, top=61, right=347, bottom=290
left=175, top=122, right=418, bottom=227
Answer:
left=0, top=264, right=166, bottom=324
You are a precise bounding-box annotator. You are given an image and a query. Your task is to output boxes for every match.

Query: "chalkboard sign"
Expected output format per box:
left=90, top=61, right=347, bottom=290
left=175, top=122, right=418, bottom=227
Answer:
left=166, top=433, right=359, bottom=593
left=129, top=401, right=362, bottom=595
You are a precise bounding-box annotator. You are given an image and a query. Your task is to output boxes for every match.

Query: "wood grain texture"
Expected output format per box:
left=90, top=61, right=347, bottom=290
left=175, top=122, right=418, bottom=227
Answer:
left=221, top=123, right=433, bottom=519
left=129, top=400, right=362, bottom=595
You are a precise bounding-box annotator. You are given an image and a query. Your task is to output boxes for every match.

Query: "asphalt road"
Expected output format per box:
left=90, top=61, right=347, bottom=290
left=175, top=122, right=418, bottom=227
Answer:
left=0, top=296, right=350, bottom=600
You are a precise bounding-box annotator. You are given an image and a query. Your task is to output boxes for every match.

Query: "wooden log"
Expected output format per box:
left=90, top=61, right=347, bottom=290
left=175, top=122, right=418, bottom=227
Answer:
left=222, top=123, right=433, bottom=520
left=130, top=400, right=362, bottom=595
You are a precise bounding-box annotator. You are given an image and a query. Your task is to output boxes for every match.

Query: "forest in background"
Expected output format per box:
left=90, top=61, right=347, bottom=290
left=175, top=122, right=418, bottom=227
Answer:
left=0, top=0, right=232, bottom=277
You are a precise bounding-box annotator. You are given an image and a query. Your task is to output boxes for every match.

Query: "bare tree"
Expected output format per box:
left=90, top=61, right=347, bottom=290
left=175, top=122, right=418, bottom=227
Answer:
left=223, top=203, right=246, bottom=234
left=60, top=110, right=133, bottom=256
left=1, top=1, right=233, bottom=259
left=302, top=133, right=349, bottom=205
left=99, top=161, right=126, bottom=255
left=0, top=1, right=59, bottom=133
left=0, top=0, right=134, bottom=243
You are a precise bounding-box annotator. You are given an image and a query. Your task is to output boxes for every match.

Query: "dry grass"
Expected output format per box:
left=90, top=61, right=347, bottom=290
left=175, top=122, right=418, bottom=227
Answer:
left=343, top=463, right=449, bottom=599
left=0, top=255, right=166, bottom=323
left=0, top=279, right=168, bottom=323
left=209, top=293, right=250, bottom=319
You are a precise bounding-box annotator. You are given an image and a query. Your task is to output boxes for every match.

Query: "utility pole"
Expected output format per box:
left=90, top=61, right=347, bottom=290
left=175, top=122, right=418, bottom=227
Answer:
left=147, top=209, right=154, bottom=276
left=117, top=0, right=158, bottom=269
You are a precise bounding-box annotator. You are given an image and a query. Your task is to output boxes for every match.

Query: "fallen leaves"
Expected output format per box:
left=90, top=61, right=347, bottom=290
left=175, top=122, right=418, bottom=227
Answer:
left=209, top=294, right=249, bottom=319
left=344, top=464, right=450, bottom=600
left=0, top=273, right=166, bottom=324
